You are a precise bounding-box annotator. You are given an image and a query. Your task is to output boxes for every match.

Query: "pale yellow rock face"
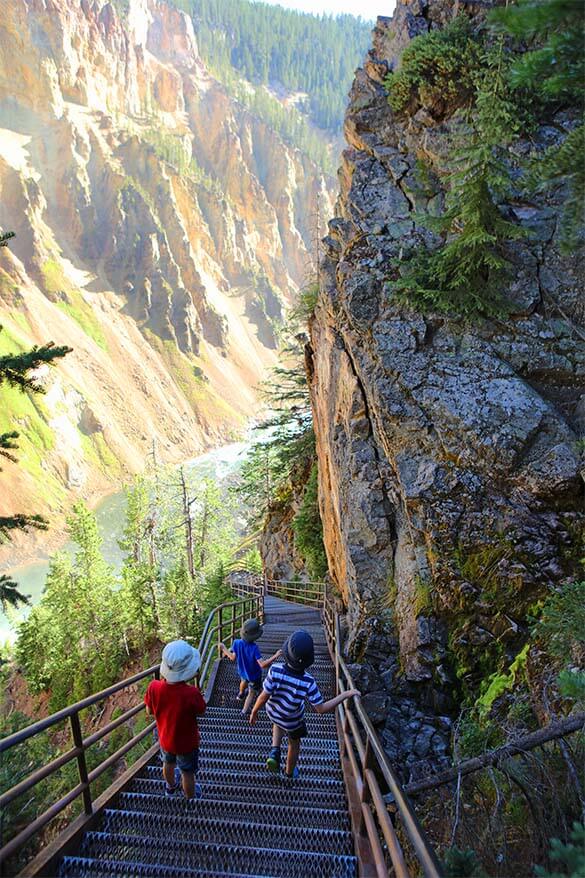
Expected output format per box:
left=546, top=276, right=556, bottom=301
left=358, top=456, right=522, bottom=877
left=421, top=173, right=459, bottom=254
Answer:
left=0, top=0, right=334, bottom=563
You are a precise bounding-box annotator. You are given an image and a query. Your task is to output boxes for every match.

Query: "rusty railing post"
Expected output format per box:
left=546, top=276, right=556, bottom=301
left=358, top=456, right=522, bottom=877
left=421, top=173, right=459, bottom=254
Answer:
left=70, top=712, right=92, bottom=816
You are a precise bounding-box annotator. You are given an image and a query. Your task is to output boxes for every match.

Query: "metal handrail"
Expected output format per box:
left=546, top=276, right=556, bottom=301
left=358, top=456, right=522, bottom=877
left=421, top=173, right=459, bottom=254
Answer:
left=323, top=589, right=443, bottom=878
left=0, top=591, right=263, bottom=872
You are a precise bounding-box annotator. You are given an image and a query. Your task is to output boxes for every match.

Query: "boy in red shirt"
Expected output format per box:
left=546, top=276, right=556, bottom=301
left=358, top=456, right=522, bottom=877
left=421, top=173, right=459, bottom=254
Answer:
left=145, top=640, right=206, bottom=799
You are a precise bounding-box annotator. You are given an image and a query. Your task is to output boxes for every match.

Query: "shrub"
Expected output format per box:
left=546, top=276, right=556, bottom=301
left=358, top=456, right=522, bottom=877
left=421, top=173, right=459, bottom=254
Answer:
left=385, top=16, right=481, bottom=117
left=536, top=581, right=585, bottom=665
left=292, top=463, right=328, bottom=580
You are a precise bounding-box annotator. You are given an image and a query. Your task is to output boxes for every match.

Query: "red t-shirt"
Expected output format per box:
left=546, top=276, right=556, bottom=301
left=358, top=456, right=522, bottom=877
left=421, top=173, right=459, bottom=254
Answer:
left=144, top=679, right=206, bottom=753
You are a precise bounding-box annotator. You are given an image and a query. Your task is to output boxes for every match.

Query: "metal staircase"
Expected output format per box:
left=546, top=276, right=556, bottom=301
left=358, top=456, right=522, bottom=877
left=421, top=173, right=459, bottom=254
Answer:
left=58, top=596, right=358, bottom=878
left=1, top=581, right=443, bottom=878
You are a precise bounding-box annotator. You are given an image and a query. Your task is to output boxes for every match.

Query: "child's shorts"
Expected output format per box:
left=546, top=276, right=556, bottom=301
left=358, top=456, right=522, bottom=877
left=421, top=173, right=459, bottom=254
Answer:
left=159, top=747, right=199, bottom=773
left=282, top=721, right=308, bottom=740
left=242, top=677, right=262, bottom=693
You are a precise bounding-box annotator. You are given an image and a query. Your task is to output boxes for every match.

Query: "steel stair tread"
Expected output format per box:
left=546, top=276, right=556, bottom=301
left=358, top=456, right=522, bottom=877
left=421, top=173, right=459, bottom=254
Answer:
left=115, top=791, right=351, bottom=830
left=141, top=763, right=345, bottom=786
left=130, top=777, right=348, bottom=809
left=101, top=808, right=354, bottom=855
left=59, top=855, right=282, bottom=878
left=78, top=831, right=358, bottom=878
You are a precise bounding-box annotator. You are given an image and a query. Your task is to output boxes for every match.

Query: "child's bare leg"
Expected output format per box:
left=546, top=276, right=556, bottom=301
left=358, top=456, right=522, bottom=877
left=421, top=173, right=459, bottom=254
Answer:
left=239, top=679, right=247, bottom=695
left=181, top=770, right=195, bottom=799
left=162, top=762, right=177, bottom=788
left=272, top=724, right=285, bottom=748
left=243, top=687, right=256, bottom=713
left=286, top=738, right=301, bottom=775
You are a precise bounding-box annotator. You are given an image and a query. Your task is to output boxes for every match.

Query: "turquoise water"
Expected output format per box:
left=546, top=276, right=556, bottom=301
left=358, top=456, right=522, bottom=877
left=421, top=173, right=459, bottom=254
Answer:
left=0, top=441, right=249, bottom=643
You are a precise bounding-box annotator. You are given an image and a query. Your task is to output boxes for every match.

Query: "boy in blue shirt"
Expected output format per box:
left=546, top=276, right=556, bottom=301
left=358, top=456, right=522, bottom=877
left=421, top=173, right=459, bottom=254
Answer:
left=219, top=618, right=281, bottom=713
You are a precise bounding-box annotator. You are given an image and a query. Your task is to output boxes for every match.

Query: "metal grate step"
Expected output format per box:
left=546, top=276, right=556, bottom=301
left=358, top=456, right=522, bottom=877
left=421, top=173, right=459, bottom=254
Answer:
left=115, top=791, right=350, bottom=831
left=163, top=753, right=343, bottom=779
left=78, top=831, right=358, bottom=878
left=141, top=762, right=345, bottom=787
left=130, top=777, right=349, bottom=811
left=200, top=710, right=336, bottom=730
left=59, top=855, right=278, bottom=878
left=193, top=733, right=340, bottom=756
left=100, top=809, right=354, bottom=855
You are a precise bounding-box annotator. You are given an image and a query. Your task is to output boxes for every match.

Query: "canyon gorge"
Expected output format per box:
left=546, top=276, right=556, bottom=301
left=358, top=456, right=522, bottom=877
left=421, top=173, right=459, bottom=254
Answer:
left=0, top=0, right=334, bottom=563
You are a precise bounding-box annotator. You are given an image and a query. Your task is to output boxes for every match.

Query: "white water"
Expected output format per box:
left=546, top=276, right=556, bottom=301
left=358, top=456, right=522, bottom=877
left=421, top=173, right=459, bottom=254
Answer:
left=0, top=441, right=249, bottom=644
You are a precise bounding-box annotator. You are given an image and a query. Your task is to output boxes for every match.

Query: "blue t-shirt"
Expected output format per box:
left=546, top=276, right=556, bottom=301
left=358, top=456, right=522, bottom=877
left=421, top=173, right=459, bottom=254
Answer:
left=232, top=639, right=262, bottom=682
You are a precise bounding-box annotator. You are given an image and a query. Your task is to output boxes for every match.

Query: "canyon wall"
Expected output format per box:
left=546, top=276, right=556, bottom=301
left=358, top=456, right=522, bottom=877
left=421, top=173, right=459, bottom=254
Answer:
left=0, top=0, right=332, bottom=561
left=304, top=1, right=584, bottom=777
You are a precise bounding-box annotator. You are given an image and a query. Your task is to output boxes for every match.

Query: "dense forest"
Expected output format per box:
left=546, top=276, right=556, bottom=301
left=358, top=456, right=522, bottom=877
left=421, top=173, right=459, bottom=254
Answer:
left=186, top=0, right=372, bottom=133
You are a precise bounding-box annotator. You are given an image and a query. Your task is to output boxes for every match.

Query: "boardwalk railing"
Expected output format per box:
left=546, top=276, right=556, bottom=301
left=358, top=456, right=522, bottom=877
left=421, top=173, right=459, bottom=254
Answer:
left=263, top=577, right=443, bottom=878
left=0, top=590, right=263, bottom=876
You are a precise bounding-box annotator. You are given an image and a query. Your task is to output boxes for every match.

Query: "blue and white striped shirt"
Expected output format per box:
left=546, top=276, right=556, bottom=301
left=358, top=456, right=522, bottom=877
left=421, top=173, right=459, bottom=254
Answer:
left=263, top=663, right=324, bottom=730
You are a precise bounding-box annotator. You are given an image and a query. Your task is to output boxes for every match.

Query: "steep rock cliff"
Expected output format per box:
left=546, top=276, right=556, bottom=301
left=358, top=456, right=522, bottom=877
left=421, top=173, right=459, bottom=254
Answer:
left=307, top=1, right=584, bottom=777
left=0, top=0, right=333, bottom=562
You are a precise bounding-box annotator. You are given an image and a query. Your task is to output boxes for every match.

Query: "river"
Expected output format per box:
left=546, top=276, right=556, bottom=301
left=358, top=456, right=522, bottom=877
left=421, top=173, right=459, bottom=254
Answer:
left=0, top=440, right=250, bottom=643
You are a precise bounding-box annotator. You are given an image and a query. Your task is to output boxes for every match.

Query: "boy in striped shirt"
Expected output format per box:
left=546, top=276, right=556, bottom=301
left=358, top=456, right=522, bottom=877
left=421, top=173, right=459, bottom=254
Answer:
left=249, top=629, right=360, bottom=779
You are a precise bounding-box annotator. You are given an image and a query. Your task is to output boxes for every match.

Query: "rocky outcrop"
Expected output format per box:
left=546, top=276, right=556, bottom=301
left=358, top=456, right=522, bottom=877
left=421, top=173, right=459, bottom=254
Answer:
left=307, top=1, right=584, bottom=778
left=0, top=0, right=333, bottom=562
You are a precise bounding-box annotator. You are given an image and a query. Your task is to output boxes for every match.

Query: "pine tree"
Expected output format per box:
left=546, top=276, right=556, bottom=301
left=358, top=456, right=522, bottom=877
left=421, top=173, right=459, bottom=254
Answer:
left=492, top=0, right=585, bottom=250
left=0, top=231, right=72, bottom=610
left=394, top=42, right=525, bottom=316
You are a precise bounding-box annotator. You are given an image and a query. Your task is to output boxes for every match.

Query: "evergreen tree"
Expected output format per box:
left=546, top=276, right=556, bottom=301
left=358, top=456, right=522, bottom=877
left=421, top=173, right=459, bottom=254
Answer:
left=393, top=41, right=526, bottom=316
left=16, top=504, right=123, bottom=708
left=0, top=231, right=71, bottom=610
left=492, top=0, right=585, bottom=249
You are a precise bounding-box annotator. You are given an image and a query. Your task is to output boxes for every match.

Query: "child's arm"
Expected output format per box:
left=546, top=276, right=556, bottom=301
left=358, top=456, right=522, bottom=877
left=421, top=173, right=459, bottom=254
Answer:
left=193, top=687, right=206, bottom=716
left=249, top=689, right=270, bottom=725
left=219, top=642, right=236, bottom=661
left=257, top=648, right=282, bottom=670
left=313, top=689, right=360, bottom=715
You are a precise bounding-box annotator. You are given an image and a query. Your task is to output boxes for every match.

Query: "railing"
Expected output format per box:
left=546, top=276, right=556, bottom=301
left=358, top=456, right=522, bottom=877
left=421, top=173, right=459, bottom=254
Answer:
left=324, top=598, right=443, bottom=878
left=264, top=577, right=443, bottom=878
left=0, top=590, right=263, bottom=876
left=265, top=578, right=325, bottom=607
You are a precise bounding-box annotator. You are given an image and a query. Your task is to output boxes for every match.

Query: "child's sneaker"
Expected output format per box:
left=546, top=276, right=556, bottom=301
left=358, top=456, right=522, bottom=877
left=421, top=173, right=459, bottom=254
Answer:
left=165, top=783, right=178, bottom=796
left=284, top=766, right=300, bottom=780
left=236, top=690, right=247, bottom=702
left=183, top=783, right=203, bottom=801
left=266, top=746, right=281, bottom=775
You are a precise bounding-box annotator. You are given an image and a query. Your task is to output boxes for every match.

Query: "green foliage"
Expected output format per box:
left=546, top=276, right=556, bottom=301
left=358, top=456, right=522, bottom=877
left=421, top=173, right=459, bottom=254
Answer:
left=456, top=713, right=504, bottom=758
left=185, top=0, right=371, bottom=134
left=558, top=668, right=585, bottom=704
left=16, top=505, right=124, bottom=708
left=535, top=823, right=585, bottom=878
left=392, top=41, right=525, bottom=317
left=0, top=234, right=71, bottom=605
left=385, top=16, right=481, bottom=116
left=443, top=846, right=487, bottom=877
left=536, top=581, right=585, bottom=664
left=292, top=463, right=328, bottom=580
left=56, top=291, right=108, bottom=350
left=526, top=123, right=584, bottom=251
left=476, top=643, right=529, bottom=716
left=492, top=0, right=585, bottom=250
left=235, top=315, right=315, bottom=525
left=413, top=576, right=434, bottom=616
left=492, top=0, right=584, bottom=102
left=295, top=282, right=320, bottom=319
